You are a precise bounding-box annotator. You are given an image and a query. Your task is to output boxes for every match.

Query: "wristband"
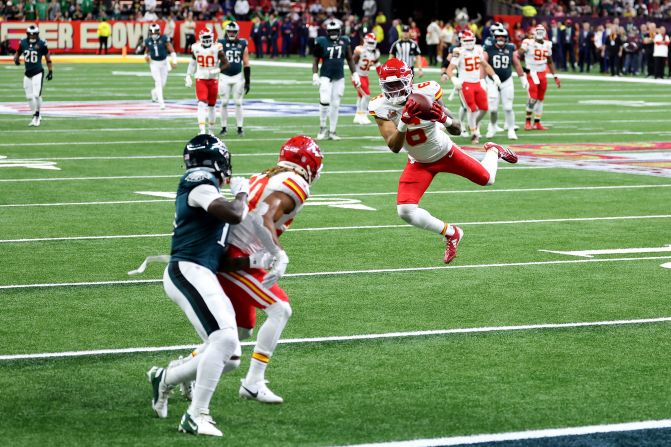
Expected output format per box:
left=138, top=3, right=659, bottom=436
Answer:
left=397, top=121, right=408, bottom=133
left=443, top=116, right=453, bottom=127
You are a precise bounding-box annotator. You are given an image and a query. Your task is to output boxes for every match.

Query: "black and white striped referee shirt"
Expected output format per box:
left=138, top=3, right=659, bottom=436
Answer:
left=390, top=39, right=421, bottom=68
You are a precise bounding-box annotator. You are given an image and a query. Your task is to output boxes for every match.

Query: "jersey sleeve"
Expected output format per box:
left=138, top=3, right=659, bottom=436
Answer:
left=41, top=41, right=49, bottom=55
left=313, top=37, right=324, bottom=57
left=520, top=39, right=529, bottom=51
left=187, top=184, right=221, bottom=210
left=417, top=80, right=443, bottom=100
left=368, top=94, right=389, bottom=119
left=271, top=173, right=309, bottom=206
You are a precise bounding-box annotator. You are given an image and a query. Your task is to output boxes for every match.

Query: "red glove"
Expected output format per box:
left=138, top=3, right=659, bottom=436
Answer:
left=400, top=99, right=420, bottom=124
left=426, top=101, right=450, bottom=124
left=554, top=77, right=561, bottom=88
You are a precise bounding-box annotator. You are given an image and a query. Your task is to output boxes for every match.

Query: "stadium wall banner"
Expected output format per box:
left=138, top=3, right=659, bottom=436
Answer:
left=0, top=21, right=256, bottom=54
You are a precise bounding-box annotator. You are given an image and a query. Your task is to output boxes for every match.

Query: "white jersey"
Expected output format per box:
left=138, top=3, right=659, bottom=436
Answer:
left=520, top=39, right=552, bottom=72
left=191, top=42, right=224, bottom=80
left=354, top=46, right=381, bottom=77
left=369, top=80, right=454, bottom=164
left=450, top=45, right=484, bottom=83
left=227, top=170, right=310, bottom=255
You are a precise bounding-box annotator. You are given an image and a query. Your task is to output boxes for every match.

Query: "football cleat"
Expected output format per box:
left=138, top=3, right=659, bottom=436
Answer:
left=495, top=124, right=504, bottom=132
left=220, top=126, right=227, bottom=136
left=328, top=132, right=341, bottom=140
left=485, top=125, right=496, bottom=138
left=151, top=89, right=158, bottom=102
left=524, top=120, right=532, bottom=131
left=237, top=126, right=244, bottom=136
left=460, top=128, right=469, bottom=138
left=533, top=122, right=548, bottom=131
left=178, top=410, right=223, bottom=437
left=147, top=366, right=173, bottom=418
left=507, top=128, right=518, bottom=140
left=316, top=127, right=328, bottom=140
left=239, top=379, right=284, bottom=404
left=444, top=226, right=463, bottom=264
left=484, top=141, right=518, bottom=164
left=470, top=134, right=479, bottom=144
left=159, top=103, right=166, bottom=110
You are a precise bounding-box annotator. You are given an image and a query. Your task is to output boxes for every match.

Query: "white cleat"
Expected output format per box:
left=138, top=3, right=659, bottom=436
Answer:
left=328, top=132, right=341, bottom=140
left=507, top=128, right=518, bottom=140
left=33, top=116, right=41, bottom=127
left=353, top=113, right=361, bottom=124
left=151, top=89, right=158, bottom=103
left=460, top=129, right=469, bottom=138
left=485, top=126, right=496, bottom=138
left=29, top=116, right=37, bottom=127
left=178, top=410, right=223, bottom=437
left=147, top=366, right=173, bottom=418
left=239, top=379, right=284, bottom=404
left=495, top=124, right=504, bottom=132
left=316, top=127, right=328, bottom=140
left=159, top=103, right=166, bottom=110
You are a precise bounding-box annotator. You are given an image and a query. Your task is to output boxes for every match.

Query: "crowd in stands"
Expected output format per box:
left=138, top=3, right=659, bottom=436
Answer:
left=514, top=0, right=671, bottom=19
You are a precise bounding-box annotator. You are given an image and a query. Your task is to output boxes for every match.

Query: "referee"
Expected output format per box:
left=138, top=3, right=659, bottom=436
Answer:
left=390, top=25, right=423, bottom=76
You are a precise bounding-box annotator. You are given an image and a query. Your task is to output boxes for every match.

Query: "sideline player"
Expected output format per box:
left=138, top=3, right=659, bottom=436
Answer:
left=14, top=25, right=53, bottom=127
left=369, top=58, right=518, bottom=263
left=483, top=23, right=527, bottom=140
left=444, top=30, right=501, bottom=144
left=312, top=20, right=360, bottom=140
left=216, top=135, right=323, bottom=404
left=147, top=134, right=249, bottom=437
left=352, top=33, right=380, bottom=125
left=185, top=28, right=229, bottom=135
left=145, top=23, right=177, bottom=110
left=218, top=21, right=251, bottom=137
left=440, top=32, right=469, bottom=137
left=519, top=24, right=560, bottom=131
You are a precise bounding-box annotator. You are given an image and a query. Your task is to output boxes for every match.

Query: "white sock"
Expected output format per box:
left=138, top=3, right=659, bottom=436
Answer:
left=329, top=102, right=340, bottom=133
left=155, top=82, right=164, bottom=106
left=355, top=96, right=362, bottom=113
left=534, top=100, right=544, bottom=120
left=397, top=204, right=453, bottom=236
left=504, top=109, right=515, bottom=130
left=29, top=98, right=37, bottom=114
left=235, top=103, right=243, bottom=128
left=361, top=95, right=370, bottom=113
left=165, top=351, right=201, bottom=386
left=468, top=110, right=477, bottom=134
left=36, top=97, right=42, bottom=113
left=189, top=329, right=237, bottom=415
left=208, top=106, right=216, bottom=130
left=480, top=148, right=499, bottom=185
left=220, top=101, right=228, bottom=128
left=245, top=302, right=291, bottom=385
left=459, top=106, right=467, bottom=124
left=490, top=111, right=498, bottom=127
left=319, top=104, right=328, bottom=128
left=197, top=102, right=207, bottom=133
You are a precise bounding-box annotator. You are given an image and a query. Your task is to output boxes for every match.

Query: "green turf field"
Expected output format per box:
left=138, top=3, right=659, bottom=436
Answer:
left=1, top=60, right=671, bottom=446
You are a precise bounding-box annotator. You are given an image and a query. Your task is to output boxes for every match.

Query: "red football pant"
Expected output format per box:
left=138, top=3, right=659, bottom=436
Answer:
left=527, top=71, right=547, bottom=101
left=196, top=78, right=219, bottom=106
left=217, top=245, right=289, bottom=330
left=397, top=146, right=491, bottom=205
left=354, top=76, right=370, bottom=97
left=459, top=81, right=488, bottom=112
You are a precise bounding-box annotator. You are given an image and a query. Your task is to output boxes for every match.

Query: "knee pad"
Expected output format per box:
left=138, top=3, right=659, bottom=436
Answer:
left=234, top=99, right=243, bottom=107
left=238, top=327, right=254, bottom=341
left=397, top=204, right=418, bottom=224
left=208, top=328, right=239, bottom=358
left=266, top=300, right=292, bottom=322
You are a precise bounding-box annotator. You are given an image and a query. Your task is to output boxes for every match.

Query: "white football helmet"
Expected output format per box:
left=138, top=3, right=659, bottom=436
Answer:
left=534, top=25, right=546, bottom=41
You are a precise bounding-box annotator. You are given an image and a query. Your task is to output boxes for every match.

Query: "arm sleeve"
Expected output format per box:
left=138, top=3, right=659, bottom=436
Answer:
left=187, top=184, right=221, bottom=210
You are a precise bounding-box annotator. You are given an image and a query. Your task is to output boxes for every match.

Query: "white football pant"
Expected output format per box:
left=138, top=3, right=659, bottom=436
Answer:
left=486, top=77, right=515, bottom=130
left=23, top=72, right=43, bottom=114
left=150, top=60, right=169, bottom=107
left=219, top=72, right=245, bottom=128
left=319, top=76, right=345, bottom=133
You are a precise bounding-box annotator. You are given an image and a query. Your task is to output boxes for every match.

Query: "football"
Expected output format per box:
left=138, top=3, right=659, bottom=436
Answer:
left=408, top=92, right=434, bottom=120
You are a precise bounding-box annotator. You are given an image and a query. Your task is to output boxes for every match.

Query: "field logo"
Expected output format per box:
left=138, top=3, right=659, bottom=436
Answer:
left=0, top=155, right=60, bottom=171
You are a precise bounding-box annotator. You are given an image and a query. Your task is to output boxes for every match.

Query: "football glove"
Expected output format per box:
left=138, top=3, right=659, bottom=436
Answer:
left=312, top=72, right=320, bottom=86
left=400, top=99, right=420, bottom=124
left=450, top=76, right=463, bottom=90
left=184, top=75, right=193, bottom=88
left=262, top=250, right=289, bottom=288
left=14, top=58, right=20, bottom=66
left=244, top=82, right=250, bottom=94
left=351, top=72, right=361, bottom=87
left=554, top=76, right=561, bottom=88
left=46, top=71, right=53, bottom=81
left=249, top=251, right=275, bottom=270
left=440, top=72, right=449, bottom=82
left=520, top=76, right=529, bottom=90
left=492, top=74, right=501, bottom=87
left=427, top=102, right=452, bottom=125
left=229, top=176, right=250, bottom=197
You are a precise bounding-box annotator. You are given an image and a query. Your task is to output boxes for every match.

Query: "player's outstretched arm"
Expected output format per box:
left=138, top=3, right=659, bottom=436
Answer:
left=207, top=177, right=249, bottom=224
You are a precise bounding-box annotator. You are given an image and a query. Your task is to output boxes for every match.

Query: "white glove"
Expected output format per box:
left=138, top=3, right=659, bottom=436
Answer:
left=450, top=76, right=462, bottom=90
left=229, top=176, right=250, bottom=196
left=262, top=250, right=289, bottom=288
left=351, top=72, right=361, bottom=87
left=492, top=74, right=501, bottom=87
left=312, top=72, right=320, bottom=86
left=184, top=75, right=192, bottom=88
left=249, top=251, right=275, bottom=270
left=520, top=75, right=529, bottom=90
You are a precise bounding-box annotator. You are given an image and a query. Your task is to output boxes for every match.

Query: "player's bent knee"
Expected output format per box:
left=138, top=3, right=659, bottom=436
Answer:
left=397, top=204, right=419, bottom=223
left=238, top=327, right=254, bottom=340
left=266, top=300, right=292, bottom=322
left=208, top=328, right=239, bottom=357
left=222, top=355, right=241, bottom=373
left=234, top=99, right=243, bottom=106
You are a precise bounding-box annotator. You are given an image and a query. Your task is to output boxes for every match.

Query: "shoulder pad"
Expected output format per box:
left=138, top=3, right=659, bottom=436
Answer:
left=368, top=94, right=389, bottom=119
left=217, top=38, right=225, bottom=44
left=269, top=172, right=310, bottom=205
left=414, top=80, right=443, bottom=100
left=184, top=170, right=217, bottom=186
left=240, top=38, right=248, bottom=46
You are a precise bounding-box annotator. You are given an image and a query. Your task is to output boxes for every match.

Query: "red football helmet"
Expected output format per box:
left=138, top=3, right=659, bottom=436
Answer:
left=199, top=27, right=214, bottom=48
left=534, top=25, right=546, bottom=41
left=461, top=29, right=476, bottom=50
left=376, top=58, right=413, bottom=105
left=278, top=135, right=323, bottom=184
left=364, top=32, right=377, bottom=51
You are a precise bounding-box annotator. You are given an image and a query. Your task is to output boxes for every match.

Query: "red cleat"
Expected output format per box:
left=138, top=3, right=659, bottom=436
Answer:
left=444, top=226, right=463, bottom=264
left=484, top=142, right=518, bottom=164
left=533, top=122, right=548, bottom=131
left=524, top=121, right=532, bottom=131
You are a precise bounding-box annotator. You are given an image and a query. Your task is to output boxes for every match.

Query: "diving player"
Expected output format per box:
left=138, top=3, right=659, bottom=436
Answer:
left=218, top=21, right=251, bottom=137
left=145, top=23, right=177, bottom=110
left=312, top=20, right=360, bottom=140
left=14, top=25, right=53, bottom=127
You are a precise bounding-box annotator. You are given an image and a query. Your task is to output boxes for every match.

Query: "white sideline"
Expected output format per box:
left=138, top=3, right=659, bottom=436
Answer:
left=337, top=419, right=671, bottom=447
left=1, top=316, right=670, bottom=361
left=1, top=214, right=670, bottom=244
left=1, top=256, right=670, bottom=290
left=2, top=184, right=671, bottom=208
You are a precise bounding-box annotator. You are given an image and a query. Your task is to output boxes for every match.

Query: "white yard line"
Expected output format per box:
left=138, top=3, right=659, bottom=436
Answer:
left=337, top=419, right=671, bottom=447
left=2, top=214, right=670, bottom=244
left=1, top=136, right=381, bottom=146
left=1, top=316, right=669, bottom=361
left=1, top=256, right=670, bottom=290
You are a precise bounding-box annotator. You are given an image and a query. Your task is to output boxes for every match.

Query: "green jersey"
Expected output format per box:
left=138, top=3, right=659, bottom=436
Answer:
left=36, top=0, right=48, bottom=19
left=18, top=38, right=49, bottom=78
left=314, top=35, right=350, bottom=80
left=218, top=38, right=247, bottom=76
left=170, top=170, right=228, bottom=272
left=145, top=35, right=169, bottom=61
left=484, top=42, right=516, bottom=82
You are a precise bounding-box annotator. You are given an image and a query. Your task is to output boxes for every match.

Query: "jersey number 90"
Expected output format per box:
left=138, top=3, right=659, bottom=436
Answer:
left=197, top=54, right=216, bottom=67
